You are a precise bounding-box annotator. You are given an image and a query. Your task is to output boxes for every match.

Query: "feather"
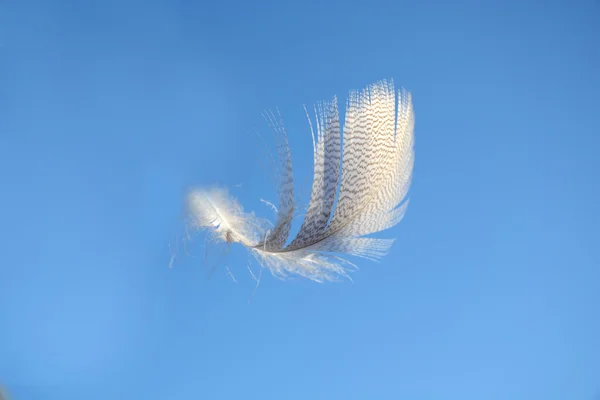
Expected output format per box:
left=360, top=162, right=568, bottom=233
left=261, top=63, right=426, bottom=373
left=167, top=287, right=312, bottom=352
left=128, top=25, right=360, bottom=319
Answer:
left=187, top=79, right=414, bottom=282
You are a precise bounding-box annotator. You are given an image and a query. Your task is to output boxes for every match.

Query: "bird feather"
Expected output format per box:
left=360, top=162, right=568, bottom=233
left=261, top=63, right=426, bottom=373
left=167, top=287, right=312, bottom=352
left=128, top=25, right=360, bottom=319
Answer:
left=187, top=79, right=415, bottom=282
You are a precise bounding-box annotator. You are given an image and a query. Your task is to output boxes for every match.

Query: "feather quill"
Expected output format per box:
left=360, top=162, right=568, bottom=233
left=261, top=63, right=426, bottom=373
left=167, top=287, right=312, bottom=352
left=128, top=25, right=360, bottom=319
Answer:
left=187, top=79, right=414, bottom=282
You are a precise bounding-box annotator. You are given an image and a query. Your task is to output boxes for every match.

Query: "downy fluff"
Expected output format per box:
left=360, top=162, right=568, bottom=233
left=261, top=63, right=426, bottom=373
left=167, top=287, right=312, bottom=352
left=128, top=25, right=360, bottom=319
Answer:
left=187, top=79, right=414, bottom=282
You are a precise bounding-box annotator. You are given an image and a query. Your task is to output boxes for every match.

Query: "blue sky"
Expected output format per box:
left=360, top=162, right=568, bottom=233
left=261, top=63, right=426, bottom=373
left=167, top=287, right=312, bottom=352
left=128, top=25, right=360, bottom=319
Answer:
left=1, top=0, right=599, bottom=399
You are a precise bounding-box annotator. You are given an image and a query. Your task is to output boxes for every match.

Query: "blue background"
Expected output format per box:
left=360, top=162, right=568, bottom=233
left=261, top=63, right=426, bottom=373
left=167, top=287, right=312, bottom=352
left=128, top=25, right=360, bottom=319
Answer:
left=1, top=1, right=599, bottom=399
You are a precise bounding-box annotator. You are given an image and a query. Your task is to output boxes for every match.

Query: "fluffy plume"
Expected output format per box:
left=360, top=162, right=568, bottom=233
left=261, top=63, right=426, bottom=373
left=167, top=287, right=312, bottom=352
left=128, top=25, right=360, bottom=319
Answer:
left=187, top=79, right=415, bottom=282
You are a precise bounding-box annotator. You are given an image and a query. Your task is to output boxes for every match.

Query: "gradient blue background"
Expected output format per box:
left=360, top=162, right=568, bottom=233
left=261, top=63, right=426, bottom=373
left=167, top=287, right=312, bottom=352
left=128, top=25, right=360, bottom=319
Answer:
left=1, top=1, right=599, bottom=399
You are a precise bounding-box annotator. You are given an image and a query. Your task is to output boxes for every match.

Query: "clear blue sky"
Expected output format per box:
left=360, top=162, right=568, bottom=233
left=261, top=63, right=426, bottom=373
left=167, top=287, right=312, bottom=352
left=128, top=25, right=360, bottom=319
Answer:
left=1, top=1, right=599, bottom=399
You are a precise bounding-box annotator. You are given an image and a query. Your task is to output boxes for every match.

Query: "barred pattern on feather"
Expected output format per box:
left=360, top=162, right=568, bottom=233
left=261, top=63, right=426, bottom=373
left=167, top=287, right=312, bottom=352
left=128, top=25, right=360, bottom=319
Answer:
left=187, top=79, right=414, bottom=282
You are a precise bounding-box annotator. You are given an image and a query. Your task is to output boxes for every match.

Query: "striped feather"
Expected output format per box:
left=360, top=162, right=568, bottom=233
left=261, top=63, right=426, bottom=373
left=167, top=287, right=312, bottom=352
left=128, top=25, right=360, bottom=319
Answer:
left=187, top=79, right=415, bottom=282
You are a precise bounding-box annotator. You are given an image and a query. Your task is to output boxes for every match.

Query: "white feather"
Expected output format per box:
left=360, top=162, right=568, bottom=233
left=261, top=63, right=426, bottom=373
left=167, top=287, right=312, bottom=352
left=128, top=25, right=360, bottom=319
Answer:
left=187, top=79, right=415, bottom=282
